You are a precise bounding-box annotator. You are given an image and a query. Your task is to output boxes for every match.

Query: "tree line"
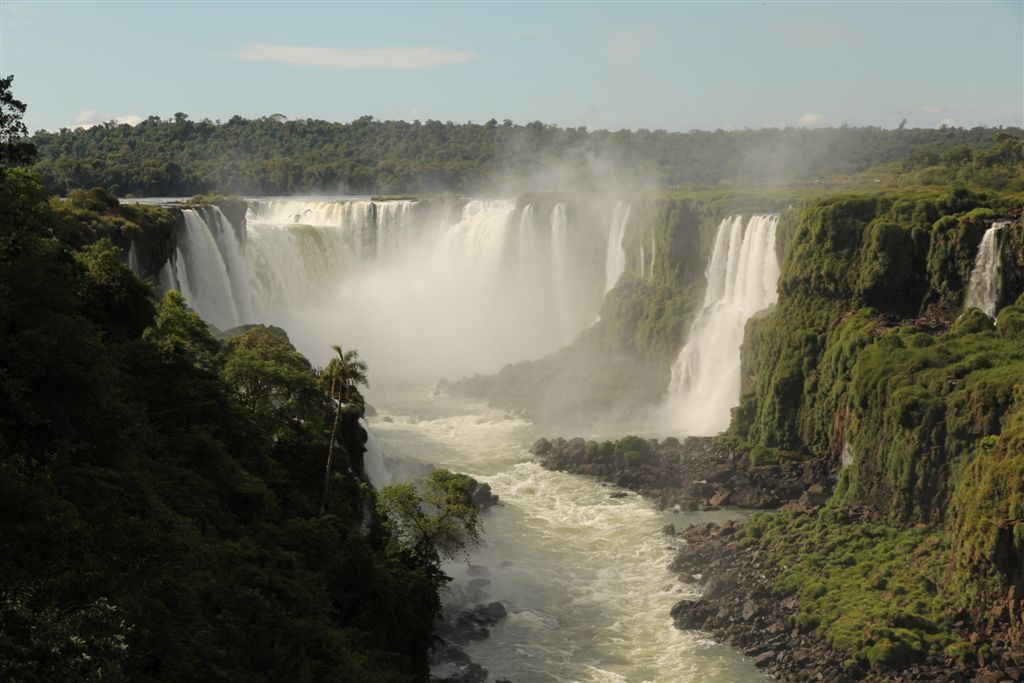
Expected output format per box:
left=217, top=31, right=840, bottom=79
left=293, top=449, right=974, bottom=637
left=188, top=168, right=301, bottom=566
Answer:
left=29, top=109, right=1022, bottom=196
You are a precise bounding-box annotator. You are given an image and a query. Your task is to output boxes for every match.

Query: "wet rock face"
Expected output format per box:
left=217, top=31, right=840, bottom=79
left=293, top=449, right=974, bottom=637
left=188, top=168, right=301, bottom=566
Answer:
left=467, top=479, right=500, bottom=510
left=431, top=601, right=509, bottom=683
left=531, top=436, right=832, bottom=511
left=437, top=601, right=508, bottom=646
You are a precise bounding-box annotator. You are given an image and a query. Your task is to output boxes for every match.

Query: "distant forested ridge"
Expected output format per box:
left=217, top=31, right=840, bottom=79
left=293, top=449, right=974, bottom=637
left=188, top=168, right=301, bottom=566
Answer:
left=30, top=113, right=1023, bottom=196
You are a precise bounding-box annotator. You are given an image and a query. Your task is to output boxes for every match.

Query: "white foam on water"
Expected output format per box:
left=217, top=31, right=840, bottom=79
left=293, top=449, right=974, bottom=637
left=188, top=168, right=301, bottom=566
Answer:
left=370, top=389, right=767, bottom=682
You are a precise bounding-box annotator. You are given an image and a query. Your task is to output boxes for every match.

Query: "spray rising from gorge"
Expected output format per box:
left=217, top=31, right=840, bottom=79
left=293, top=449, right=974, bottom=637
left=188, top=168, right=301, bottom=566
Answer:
left=155, top=197, right=630, bottom=378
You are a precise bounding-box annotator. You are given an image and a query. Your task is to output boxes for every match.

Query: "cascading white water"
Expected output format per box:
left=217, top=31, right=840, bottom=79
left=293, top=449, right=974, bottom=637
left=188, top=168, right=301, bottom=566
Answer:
left=649, top=232, right=658, bottom=281
left=550, top=203, right=574, bottom=343
left=963, top=222, right=1008, bottom=317
left=127, top=243, right=140, bottom=273
left=362, top=429, right=392, bottom=489
left=372, top=389, right=766, bottom=682
left=665, top=214, right=781, bottom=435
left=603, top=201, right=630, bottom=294
left=175, top=209, right=241, bottom=327
left=154, top=198, right=618, bottom=381
left=201, top=206, right=254, bottom=322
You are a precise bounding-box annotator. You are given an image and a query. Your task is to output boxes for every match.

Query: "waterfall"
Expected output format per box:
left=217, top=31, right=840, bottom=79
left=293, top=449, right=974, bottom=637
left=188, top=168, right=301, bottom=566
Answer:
left=362, top=429, right=392, bottom=489
left=201, top=206, right=253, bottom=322
left=144, top=197, right=619, bottom=379
left=665, top=214, right=781, bottom=435
left=649, top=232, right=657, bottom=281
left=550, top=203, right=573, bottom=343
left=127, top=242, right=140, bottom=273
left=963, top=222, right=1008, bottom=317
left=603, top=201, right=630, bottom=294
left=175, top=209, right=241, bottom=328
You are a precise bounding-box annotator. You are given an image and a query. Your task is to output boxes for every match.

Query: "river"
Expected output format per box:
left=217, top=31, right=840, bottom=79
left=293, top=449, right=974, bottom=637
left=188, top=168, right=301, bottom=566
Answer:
left=368, top=386, right=766, bottom=683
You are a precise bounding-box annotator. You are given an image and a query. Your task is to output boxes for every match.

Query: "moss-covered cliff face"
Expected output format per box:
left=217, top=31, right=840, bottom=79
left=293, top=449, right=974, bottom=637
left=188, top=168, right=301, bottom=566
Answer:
left=55, top=187, right=177, bottom=281
left=730, top=188, right=1023, bottom=626
left=454, top=190, right=803, bottom=425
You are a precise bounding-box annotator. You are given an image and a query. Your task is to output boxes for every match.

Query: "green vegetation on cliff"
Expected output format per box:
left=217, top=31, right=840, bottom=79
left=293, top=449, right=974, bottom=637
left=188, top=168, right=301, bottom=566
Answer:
left=744, top=510, right=958, bottom=667
left=730, top=183, right=1023, bottom=670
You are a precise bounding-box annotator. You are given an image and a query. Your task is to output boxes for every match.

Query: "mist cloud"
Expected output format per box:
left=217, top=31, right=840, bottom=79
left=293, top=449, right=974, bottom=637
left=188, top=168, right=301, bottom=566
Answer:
left=232, top=43, right=475, bottom=70
left=72, top=111, right=142, bottom=129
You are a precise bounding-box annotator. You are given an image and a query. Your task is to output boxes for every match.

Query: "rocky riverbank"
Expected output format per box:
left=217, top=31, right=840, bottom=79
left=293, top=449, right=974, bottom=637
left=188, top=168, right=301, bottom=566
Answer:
left=530, top=435, right=831, bottom=510
left=530, top=436, right=1024, bottom=682
left=670, top=518, right=1024, bottom=683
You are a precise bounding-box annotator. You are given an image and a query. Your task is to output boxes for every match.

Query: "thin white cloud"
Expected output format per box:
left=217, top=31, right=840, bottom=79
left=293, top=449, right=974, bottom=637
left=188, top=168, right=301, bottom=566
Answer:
left=72, top=111, right=142, bottom=129
left=940, top=116, right=956, bottom=126
left=798, top=113, right=824, bottom=127
left=74, top=110, right=102, bottom=127
left=232, top=43, right=475, bottom=70
left=1, top=2, right=33, bottom=26
left=922, top=105, right=944, bottom=115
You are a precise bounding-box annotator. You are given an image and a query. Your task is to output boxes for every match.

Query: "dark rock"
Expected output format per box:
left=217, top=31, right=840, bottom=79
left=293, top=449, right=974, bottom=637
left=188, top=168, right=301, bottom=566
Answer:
left=609, top=491, right=628, bottom=499
left=709, top=487, right=732, bottom=507
left=471, top=601, right=507, bottom=622
left=671, top=599, right=717, bottom=629
left=742, top=599, right=766, bottom=621
left=703, top=575, right=736, bottom=600
left=468, top=480, right=500, bottom=510
left=530, top=438, right=552, bottom=456
left=799, top=483, right=829, bottom=508
left=663, top=523, right=677, bottom=535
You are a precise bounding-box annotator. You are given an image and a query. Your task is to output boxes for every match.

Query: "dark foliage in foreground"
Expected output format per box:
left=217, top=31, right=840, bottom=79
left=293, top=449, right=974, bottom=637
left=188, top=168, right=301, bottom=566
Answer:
left=0, top=167, right=455, bottom=681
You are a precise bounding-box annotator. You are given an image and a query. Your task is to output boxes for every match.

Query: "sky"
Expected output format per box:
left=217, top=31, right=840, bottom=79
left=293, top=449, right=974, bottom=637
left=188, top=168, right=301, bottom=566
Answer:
left=2, top=0, right=1022, bottom=134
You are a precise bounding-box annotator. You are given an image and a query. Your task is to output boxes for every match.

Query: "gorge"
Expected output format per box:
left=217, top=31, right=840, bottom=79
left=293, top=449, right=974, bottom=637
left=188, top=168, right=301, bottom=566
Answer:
left=120, top=188, right=1024, bottom=681
left=5, top=6, right=1023, bottom=680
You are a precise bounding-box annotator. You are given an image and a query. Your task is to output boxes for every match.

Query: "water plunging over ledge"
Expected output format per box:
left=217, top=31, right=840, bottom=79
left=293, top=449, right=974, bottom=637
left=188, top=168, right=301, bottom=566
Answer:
left=664, top=214, right=781, bottom=436
left=964, top=221, right=1008, bottom=318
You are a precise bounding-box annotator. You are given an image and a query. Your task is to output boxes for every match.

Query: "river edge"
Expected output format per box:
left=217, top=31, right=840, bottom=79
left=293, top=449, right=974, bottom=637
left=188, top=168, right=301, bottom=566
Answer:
left=531, top=436, right=1023, bottom=683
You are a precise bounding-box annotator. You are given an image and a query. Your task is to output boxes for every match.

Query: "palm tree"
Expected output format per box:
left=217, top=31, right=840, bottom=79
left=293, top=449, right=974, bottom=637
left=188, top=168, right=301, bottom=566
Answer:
left=319, top=345, right=368, bottom=515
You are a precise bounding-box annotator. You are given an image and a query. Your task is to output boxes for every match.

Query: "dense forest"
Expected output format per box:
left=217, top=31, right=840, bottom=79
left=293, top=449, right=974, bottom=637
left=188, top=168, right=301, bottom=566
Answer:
left=30, top=111, right=1023, bottom=197
left=1, top=79, right=482, bottom=681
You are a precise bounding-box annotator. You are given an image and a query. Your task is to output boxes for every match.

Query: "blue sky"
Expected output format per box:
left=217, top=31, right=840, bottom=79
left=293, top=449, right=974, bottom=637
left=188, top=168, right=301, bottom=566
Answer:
left=2, top=0, right=1022, bottom=133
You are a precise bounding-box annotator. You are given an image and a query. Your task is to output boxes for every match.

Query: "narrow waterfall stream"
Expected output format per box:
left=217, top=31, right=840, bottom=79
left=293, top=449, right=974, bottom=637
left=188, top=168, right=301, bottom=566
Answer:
left=664, top=215, right=781, bottom=435
left=964, top=221, right=1008, bottom=317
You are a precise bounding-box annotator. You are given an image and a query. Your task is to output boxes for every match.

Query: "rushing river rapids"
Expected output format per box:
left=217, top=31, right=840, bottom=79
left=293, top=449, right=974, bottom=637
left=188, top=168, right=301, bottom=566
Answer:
left=368, top=388, right=765, bottom=682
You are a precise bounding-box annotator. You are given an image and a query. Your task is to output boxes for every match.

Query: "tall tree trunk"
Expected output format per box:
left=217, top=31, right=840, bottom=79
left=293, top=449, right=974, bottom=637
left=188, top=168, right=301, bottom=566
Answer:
left=320, top=376, right=340, bottom=515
